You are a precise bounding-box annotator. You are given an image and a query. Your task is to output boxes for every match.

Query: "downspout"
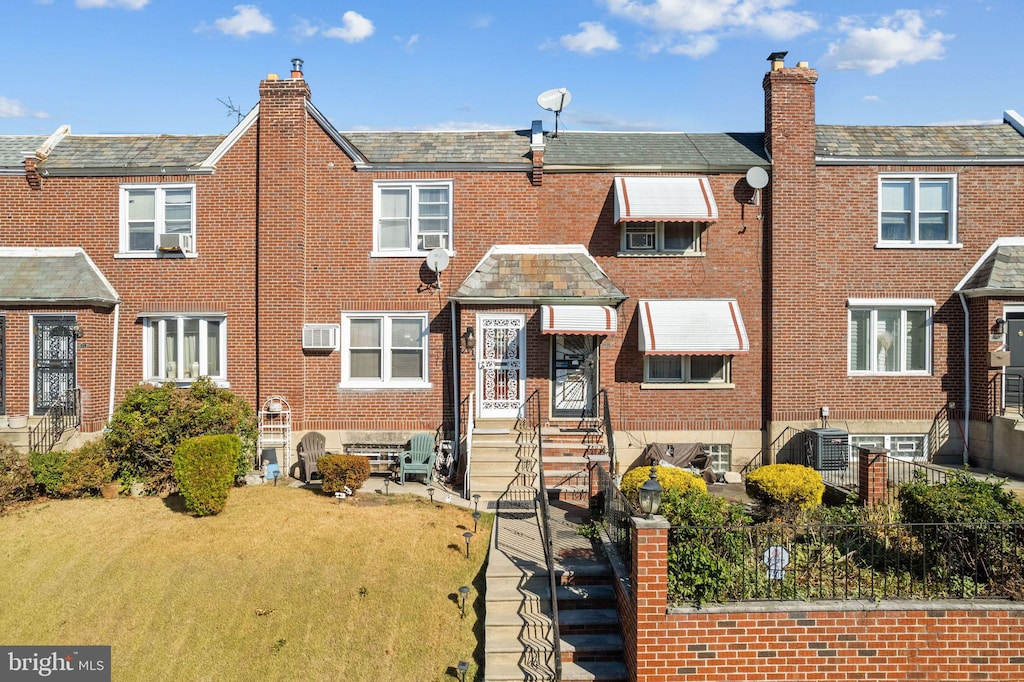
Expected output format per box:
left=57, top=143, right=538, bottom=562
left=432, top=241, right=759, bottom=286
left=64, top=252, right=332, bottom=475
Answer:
left=958, top=292, right=970, bottom=465
left=451, top=300, right=461, bottom=494
left=108, top=301, right=120, bottom=421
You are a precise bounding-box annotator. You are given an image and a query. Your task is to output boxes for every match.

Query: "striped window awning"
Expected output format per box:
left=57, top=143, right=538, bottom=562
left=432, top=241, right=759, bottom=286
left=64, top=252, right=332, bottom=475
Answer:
left=638, top=299, right=749, bottom=355
left=540, top=305, right=618, bottom=335
left=614, top=176, right=718, bottom=224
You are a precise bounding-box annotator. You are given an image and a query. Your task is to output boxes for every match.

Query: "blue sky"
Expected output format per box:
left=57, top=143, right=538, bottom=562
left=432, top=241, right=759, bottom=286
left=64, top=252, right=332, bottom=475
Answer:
left=0, top=0, right=1018, bottom=136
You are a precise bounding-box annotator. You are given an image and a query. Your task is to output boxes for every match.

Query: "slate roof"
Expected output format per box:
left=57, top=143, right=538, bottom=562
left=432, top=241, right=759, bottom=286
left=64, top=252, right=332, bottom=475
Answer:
left=541, top=132, right=768, bottom=171
left=342, top=130, right=532, bottom=165
left=816, top=123, right=1024, bottom=159
left=39, top=135, right=224, bottom=173
left=452, top=245, right=626, bottom=303
left=958, top=243, right=1024, bottom=294
left=0, top=248, right=119, bottom=306
left=0, top=136, right=47, bottom=170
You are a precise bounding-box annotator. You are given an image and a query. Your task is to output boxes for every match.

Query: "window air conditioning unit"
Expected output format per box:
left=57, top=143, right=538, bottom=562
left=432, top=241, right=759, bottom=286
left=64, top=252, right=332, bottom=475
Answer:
left=627, top=231, right=655, bottom=250
left=158, top=233, right=192, bottom=253
left=302, top=324, right=339, bottom=351
left=421, top=233, right=446, bottom=250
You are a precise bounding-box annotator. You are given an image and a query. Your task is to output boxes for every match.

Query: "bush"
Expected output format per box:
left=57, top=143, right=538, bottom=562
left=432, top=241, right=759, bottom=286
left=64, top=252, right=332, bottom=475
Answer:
left=899, top=469, right=1024, bottom=525
left=30, top=439, right=115, bottom=497
left=319, top=455, right=371, bottom=495
left=0, top=443, right=34, bottom=511
left=106, top=379, right=256, bottom=492
left=172, top=434, right=241, bottom=516
left=620, top=465, right=707, bottom=509
left=745, top=464, right=824, bottom=519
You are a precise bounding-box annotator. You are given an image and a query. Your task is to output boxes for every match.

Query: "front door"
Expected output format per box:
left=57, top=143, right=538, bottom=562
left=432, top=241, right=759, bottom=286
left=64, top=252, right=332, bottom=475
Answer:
left=33, top=316, right=77, bottom=415
left=552, top=335, right=598, bottom=418
left=476, top=314, right=526, bottom=418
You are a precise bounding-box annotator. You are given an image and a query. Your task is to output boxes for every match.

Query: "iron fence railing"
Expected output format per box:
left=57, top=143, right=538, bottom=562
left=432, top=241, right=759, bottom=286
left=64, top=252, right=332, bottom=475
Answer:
left=991, top=372, right=1024, bottom=418
left=28, top=386, right=81, bottom=454
left=740, top=425, right=803, bottom=476
left=597, top=388, right=616, bottom=476
left=667, top=521, right=1024, bottom=606
left=811, top=444, right=951, bottom=506
left=596, top=462, right=634, bottom=582
left=523, top=389, right=561, bottom=681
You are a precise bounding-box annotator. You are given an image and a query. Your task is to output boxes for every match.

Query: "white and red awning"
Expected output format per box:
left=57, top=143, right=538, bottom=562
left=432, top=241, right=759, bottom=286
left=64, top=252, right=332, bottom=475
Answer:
left=638, top=299, right=748, bottom=355
left=613, top=176, right=718, bottom=224
left=541, top=305, right=617, bottom=335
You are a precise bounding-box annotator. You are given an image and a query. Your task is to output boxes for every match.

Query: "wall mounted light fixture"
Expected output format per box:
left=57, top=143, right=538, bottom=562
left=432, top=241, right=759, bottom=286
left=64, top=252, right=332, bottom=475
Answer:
left=995, top=317, right=1007, bottom=336
left=460, top=326, right=476, bottom=354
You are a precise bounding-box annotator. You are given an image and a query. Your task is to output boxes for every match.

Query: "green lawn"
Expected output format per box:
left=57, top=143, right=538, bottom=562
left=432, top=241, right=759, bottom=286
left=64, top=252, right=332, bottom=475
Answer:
left=0, top=485, right=490, bottom=681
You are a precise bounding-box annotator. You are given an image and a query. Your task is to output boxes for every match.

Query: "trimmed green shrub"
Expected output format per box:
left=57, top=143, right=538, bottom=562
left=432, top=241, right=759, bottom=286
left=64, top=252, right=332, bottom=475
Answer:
left=0, top=443, right=34, bottom=511
left=620, top=465, right=707, bottom=509
left=319, top=454, right=371, bottom=495
left=899, top=469, right=1024, bottom=525
left=30, top=439, right=115, bottom=497
left=106, top=378, right=256, bottom=492
left=745, top=463, right=824, bottom=519
left=172, top=434, right=241, bottom=516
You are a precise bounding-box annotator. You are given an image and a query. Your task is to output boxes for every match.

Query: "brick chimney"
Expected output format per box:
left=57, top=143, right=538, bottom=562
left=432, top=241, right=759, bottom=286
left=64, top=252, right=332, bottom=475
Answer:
left=530, top=119, right=544, bottom=186
left=763, top=52, right=820, bottom=426
left=256, top=61, right=311, bottom=420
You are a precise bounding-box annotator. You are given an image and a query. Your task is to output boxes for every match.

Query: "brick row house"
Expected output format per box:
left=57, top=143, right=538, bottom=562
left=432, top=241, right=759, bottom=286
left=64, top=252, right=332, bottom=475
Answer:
left=3, top=54, right=1024, bottom=488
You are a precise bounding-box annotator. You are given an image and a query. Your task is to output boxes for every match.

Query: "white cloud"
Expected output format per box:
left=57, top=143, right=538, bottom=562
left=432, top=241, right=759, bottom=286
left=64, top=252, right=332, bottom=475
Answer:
left=214, top=5, right=275, bottom=38
left=323, top=11, right=374, bottom=43
left=75, top=0, right=148, bottom=8
left=0, top=97, right=49, bottom=119
left=930, top=117, right=1000, bottom=126
left=824, top=10, right=952, bottom=75
left=604, top=0, right=818, bottom=56
left=863, top=94, right=882, bottom=102
left=291, top=18, right=319, bottom=40
left=560, top=22, right=620, bottom=54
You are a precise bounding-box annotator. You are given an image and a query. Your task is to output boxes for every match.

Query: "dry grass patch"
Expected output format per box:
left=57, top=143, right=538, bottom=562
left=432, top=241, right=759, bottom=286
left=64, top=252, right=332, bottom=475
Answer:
left=0, top=485, right=490, bottom=681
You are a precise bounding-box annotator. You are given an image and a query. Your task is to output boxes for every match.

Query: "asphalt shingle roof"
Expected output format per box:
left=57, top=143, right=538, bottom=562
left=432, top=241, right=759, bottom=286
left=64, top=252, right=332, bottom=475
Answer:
left=816, top=123, right=1024, bottom=159
left=39, top=135, right=223, bottom=172
left=959, top=245, right=1024, bottom=293
left=342, top=130, right=532, bottom=165
left=0, top=136, right=48, bottom=170
left=0, top=248, right=119, bottom=306
left=452, top=246, right=626, bottom=303
left=541, top=132, right=768, bottom=170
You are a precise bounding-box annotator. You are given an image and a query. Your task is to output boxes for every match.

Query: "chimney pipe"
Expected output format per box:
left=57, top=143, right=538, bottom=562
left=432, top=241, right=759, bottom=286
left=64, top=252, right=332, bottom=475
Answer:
left=768, top=50, right=788, bottom=72
left=291, top=57, right=304, bottom=79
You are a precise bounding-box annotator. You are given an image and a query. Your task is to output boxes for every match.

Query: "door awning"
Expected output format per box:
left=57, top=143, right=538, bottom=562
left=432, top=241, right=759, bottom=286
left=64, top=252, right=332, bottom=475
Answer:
left=0, top=247, right=120, bottom=307
left=638, top=299, right=749, bottom=355
left=614, top=176, right=718, bottom=224
left=541, top=305, right=617, bottom=335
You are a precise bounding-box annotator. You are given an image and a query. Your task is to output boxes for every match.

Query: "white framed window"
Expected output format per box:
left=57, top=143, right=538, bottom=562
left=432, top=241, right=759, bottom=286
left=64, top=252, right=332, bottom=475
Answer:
left=878, top=175, right=957, bottom=246
left=644, top=354, right=730, bottom=384
left=705, top=444, right=732, bottom=475
left=119, top=184, right=196, bottom=256
left=848, top=301, right=932, bottom=375
left=143, top=315, right=226, bottom=384
left=620, top=221, right=705, bottom=255
left=340, top=312, right=429, bottom=387
left=372, top=181, right=452, bottom=256
left=850, top=434, right=927, bottom=461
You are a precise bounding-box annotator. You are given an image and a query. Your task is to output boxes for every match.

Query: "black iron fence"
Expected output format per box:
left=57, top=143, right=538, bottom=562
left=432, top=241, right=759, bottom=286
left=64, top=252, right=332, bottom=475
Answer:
left=667, top=520, right=1024, bottom=606
left=810, top=443, right=950, bottom=507
left=595, top=461, right=634, bottom=580
left=28, top=386, right=80, bottom=454
left=991, top=371, right=1024, bottom=418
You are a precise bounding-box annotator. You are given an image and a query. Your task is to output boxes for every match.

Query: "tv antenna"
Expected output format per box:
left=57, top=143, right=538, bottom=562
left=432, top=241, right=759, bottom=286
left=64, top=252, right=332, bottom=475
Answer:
left=425, top=247, right=450, bottom=290
left=537, top=88, right=572, bottom=138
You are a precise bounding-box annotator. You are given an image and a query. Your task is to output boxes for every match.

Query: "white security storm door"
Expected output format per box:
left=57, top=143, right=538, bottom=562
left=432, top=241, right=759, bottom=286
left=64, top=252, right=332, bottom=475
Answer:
left=552, top=335, right=598, bottom=418
left=476, top=314, right=526, bottom=419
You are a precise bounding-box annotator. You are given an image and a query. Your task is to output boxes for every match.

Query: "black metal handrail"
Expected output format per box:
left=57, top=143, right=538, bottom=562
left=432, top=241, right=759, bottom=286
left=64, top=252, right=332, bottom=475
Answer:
left=739, top=425, right=803, bottom=476
left=596, top=462, right=634, bottom=584
left=523, top=389, right=562, bottom=681
left=991, top=372, right=1024, bottom=418
left=597, top=388, right=616, bottom=477
left=28, top=386, right=81, bottom=453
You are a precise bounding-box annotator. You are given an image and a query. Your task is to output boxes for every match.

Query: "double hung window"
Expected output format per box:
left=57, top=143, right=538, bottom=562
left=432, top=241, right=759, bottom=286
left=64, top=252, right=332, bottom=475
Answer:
left=373, top=181, right=452, bottom=255
left=879, top=175, right=956, bottom=246
left=144, top=315, right=226, bottom=383
left=341, top=313, right=429, bottom=387
left=120, top=184, right=196, bottom=255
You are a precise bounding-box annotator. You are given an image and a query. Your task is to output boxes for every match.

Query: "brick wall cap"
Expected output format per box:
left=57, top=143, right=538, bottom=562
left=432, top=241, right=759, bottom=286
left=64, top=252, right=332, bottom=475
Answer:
left=632, top=515, right=670, bottom=530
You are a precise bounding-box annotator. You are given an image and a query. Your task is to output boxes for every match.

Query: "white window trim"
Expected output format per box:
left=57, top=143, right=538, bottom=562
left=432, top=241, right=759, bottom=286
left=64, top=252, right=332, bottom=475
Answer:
left=371, top=180, right=453, bottom=258
left=876, top=174, right=959, bottom=248
left=850, top=434, right=928, bottom=462
left=118, top=183, right=198, bottom=256
left=618, top=220, right=706, bottom=256
left=847, top=302, right=932, bottom=376
left=641, top=354, right=733, bottom=388
left=338, top=312, right=431, bottom=389
left=142, top=315, right=227, bottom=386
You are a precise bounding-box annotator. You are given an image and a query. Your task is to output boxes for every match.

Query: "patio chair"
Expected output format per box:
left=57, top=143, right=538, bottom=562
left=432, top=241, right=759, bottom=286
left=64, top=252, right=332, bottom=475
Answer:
left=298, top=431, right=327, bottom=485
left=398, top=433, right=436, bottom=485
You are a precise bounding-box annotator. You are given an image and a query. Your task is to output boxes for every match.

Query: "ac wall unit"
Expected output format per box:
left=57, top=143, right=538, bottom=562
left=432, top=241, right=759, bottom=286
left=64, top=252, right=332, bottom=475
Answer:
left=158, top=233, right=192, bottom=252
left=421, top=233, right=446, bottom=250
left=302, top=324, right=340, bottom=351
left=627, top=231, right=655, bottom=250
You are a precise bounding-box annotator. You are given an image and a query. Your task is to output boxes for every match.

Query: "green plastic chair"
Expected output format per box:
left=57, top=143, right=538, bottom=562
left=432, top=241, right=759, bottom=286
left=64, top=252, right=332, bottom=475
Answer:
left=399, top=433, right=436, bottom=484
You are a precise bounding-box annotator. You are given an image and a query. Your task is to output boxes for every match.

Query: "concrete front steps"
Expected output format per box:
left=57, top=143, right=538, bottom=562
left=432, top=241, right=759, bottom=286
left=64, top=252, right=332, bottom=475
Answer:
left=0, top=417, right=77, bottom=453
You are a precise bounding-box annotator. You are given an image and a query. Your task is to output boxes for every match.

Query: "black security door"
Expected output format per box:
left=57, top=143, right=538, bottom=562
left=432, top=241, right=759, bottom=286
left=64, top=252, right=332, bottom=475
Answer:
left=33, top=316, right=77, bottom=414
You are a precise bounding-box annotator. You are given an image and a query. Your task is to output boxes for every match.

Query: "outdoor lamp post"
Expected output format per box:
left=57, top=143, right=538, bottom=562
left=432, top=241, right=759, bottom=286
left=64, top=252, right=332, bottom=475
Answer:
left=427, top=486, right=435, bottom=504
left=457, top=660, right=469, bottom=681
left=473, top=494, right=480, bottom=513
left=383, top=478, right=390, bottom=497
left=463, top=531, right=473, bottom=558
left=638, top=465, right=662, bottom=518
left=458, top=585, right=470, bottom=619
left=472, top=511, right=481, bottom=533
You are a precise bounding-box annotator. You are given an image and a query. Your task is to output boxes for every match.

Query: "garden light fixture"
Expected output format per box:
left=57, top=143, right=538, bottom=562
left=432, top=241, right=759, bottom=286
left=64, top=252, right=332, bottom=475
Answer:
left=473, top=511, right=481, bottom=533
left=463, top=531, right=473, bottom=558
left=458, top=585, right=470, bottom=619
left=473, top=494, right=480, bottom=513
left=427, top=486, right=435, bottom=504
left=457, top=660, right=469, bottom=681
left=638, top=465, right=662, bottom=518
left=383, top=478, right=390, bottom=497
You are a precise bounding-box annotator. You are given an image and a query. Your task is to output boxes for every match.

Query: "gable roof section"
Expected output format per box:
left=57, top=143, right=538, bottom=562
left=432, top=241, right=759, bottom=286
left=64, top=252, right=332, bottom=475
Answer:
left=0, top=247, right=119, bottom=307
left=541, top=132, right=768, bottom=172
left=816, top=121, right=1024, bottom=164
left=452, top=245, right=626, bottom=304
left=955, top=237, right=1024, bottom=296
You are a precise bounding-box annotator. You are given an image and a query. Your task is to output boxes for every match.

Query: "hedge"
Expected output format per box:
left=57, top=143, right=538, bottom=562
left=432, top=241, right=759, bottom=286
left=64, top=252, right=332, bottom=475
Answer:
left=319, top=454, right=371, bottom=495
left=172, top=434, right=241, bottom=516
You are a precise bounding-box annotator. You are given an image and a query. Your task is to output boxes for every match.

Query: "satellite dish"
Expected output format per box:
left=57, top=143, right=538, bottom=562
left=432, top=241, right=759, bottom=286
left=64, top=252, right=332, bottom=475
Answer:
left=745, top=166, right=769, bottom=189
left=426, top=247, right=449, bottom=273
left=537, top=88, right=572, bottom=137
